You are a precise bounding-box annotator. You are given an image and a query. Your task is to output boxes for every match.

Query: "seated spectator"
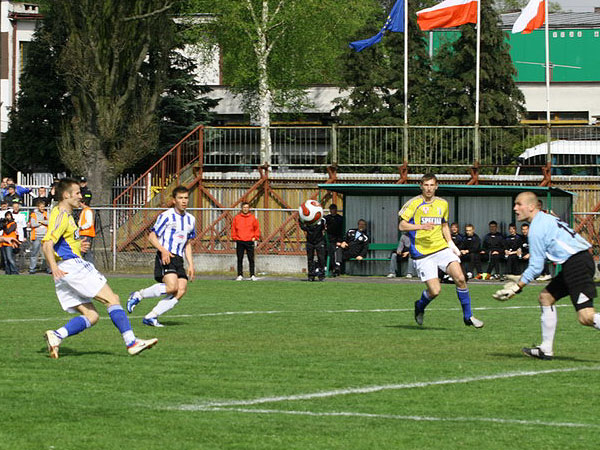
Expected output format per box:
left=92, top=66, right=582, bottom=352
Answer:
left=29, top=198, right=50, bottom=274
left=518, top=223, right=530, bottom=272
left=333, top=219, right=370, bottom=276
left=387, top=233, right=416, bottom=278
left=11, top=200, right=28, bottom=243
left=461, top=224, right=483, bottom=279
left=1, top=212, right=19, bottom=274
left=450, top=222, right=464, bottom=249
left=34, top=187, right=51, bottom=207
left=479, top=220, right=504, bottom=279
left=503, top=223, right=523, bottom=275
left=4, top=184, right=21, bottom=205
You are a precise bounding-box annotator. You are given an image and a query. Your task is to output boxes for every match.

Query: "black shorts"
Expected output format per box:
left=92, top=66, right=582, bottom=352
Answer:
left=545, top=250, right=596, bottom=311
left=154, top=252, right=188, bottom=283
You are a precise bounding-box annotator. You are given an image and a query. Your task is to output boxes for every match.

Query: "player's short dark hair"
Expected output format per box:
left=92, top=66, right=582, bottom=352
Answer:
left=421, top=173, right=438, bottom=184
left=329, top=204, right=338, bottom=210
left=450, top=222, right=459, bottom=227
left=465, top=223, right=474, bottom=229
left=521, top=223, right=530, bottom=228
left=241, top=201, right=250, bottom=207
left=489, top=220, right=498, bottom=226
left=509, top=223, right=516, bottom=228
left=358, top=219, right=367, bottom=225
left=172, top=185, right=189, bottom=197
left=55, top=178, right=80, bottom=201
left=34, top=198, right=46, bottom=207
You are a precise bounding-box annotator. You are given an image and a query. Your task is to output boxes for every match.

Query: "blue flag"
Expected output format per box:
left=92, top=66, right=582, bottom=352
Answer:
left=350, top=0, right=405, bottom=52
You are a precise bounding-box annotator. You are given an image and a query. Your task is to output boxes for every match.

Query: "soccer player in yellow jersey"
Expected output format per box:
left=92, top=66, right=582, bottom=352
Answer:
left=41, top=178, right=158, bottom=358
left=399, top=174, right=484, bottom=328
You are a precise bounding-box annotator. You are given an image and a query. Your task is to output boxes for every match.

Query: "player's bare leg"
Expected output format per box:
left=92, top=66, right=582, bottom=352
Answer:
left=143, top=274, right=187, bottom=327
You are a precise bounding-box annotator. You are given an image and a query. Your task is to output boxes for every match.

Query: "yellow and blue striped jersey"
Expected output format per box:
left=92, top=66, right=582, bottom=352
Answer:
left=42, top=206, right=82, bottom=261
left=399, top=195, right=449, bottom=258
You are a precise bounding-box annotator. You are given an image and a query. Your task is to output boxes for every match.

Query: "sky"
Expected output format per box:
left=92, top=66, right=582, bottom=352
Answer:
left=554, top=0, right=599, bottom=12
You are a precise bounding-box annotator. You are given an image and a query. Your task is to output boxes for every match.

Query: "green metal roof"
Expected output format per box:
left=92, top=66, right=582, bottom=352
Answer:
left=318, top=184, right=574, bottom=197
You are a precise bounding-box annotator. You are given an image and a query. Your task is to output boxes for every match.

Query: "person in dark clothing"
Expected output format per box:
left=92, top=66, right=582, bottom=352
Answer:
left=333, top=219, right=370, bottom=276
left=450, top=222, right=464, bottom=249
left=79, top=177, right=93, bottom=205
left=4, top=185, right=21, bottom=205
left=324, top=204, right=344, bottom=271
left=480, top=220, right=504, bottom=279
left=34, top=187, right=52, bottom=207
left=460, top=224, right=483, bottom=279
left=300, top=217, right=326, bottom=281
left=504, top=223, right=523, bottom=275
left=519, top=223, right=530, bottom=273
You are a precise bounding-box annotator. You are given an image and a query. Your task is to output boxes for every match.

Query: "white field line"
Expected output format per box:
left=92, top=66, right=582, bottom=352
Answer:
left=0, top=304, right=568, bottom=323
left=174, top=365, right=600, bottom=411
left=204, top=407, right=600, bottom=429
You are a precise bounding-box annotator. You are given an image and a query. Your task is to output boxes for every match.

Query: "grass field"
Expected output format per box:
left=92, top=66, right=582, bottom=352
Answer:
left=2, top=275, right=599, bottom=449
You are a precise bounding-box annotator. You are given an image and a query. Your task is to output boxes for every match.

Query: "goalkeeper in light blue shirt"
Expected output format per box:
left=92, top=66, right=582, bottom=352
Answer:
left=493, top=191, right=599, bottom=360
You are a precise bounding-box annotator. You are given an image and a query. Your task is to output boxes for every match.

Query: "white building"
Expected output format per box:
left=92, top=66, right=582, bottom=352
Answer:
left=0, top=1, right=40, bottom=132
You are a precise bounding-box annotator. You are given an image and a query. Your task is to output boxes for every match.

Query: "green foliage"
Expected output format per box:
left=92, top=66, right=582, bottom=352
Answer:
left=2, top=7, right=69, bottom=174
left=186, top=0, right=377, bottom=115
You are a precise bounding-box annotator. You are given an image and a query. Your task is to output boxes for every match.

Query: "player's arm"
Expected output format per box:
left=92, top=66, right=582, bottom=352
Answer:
left=148, top=231, right=173, bottom=265
left=184, top=241, right=194, bottom=281
left=399, top=219, right=434, bottom=231
left=442, top=222, right=461, bottom=256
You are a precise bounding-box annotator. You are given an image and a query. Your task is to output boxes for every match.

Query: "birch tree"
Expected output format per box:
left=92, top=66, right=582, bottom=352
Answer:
left=187, top=0, right=377, bottom=166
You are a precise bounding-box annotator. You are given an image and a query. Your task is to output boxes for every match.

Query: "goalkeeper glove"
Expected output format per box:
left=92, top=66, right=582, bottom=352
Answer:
left=492, top=281, right=522, bottom=301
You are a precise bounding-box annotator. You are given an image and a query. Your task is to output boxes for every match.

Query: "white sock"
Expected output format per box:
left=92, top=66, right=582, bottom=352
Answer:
left=55, top=327, right=68, bottom=339
left=593, top=313, right=600, bottom=330
left=540, top=305, right=557, bottom=355
left=139, top=283, right=166, bottom=299
left=145, top=296, right=178, bottom=319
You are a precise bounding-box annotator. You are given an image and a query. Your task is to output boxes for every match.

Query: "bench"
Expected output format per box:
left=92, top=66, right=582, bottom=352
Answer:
left=325, top=243, right=398, bottom=276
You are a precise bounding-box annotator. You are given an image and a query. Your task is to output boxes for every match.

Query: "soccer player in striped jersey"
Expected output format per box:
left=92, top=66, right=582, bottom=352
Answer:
left=42, top=178, right=157, bottom=358
left=399, top=174, right=484, bottom=328
left=127, top=186, right=196, bottom=327
left=494, top=191, right=600, bottom=360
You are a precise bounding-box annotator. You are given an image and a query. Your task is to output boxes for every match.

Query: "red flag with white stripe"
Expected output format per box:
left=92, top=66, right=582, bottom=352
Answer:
left=512, top=0, right=545, bottom=34
left=416, top=0, right=478, bottom=31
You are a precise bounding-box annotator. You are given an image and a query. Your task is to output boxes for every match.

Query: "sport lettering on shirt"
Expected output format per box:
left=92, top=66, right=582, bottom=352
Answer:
left=421, top=217, right=443, bottom=225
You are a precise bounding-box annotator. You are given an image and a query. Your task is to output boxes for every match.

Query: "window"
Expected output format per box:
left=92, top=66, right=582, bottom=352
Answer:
left=19, top=41, right=31, bottom=76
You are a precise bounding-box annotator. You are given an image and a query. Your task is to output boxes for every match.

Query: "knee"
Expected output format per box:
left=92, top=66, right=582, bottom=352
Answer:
left=106, top=293, right=120, bottom=306
left=538, top=291, right=554, bottom=306
left=428, top=287, right=441, bottom=298
left=454, top=275, right=467, bottom=288
left=165, top=285, right=178, bottom=296
left=577, top=309, right=595, bottom=326
left=177, top=287, right=187, bottom=298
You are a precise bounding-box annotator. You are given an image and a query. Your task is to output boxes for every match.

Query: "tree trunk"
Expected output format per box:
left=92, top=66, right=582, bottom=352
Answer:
left=256, top=0, right=272, bottom=166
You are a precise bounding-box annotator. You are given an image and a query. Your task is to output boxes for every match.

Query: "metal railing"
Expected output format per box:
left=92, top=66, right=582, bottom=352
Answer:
left=202, top=125, right=600, bottom=172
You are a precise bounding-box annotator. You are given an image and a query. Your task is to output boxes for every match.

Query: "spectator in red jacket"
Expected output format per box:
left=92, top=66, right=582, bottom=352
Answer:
left=231, top=202, right=260, bottom=281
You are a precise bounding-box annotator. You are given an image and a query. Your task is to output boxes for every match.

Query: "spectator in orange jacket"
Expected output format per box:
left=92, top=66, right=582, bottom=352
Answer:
left=231, top=202, right=260, bottom=281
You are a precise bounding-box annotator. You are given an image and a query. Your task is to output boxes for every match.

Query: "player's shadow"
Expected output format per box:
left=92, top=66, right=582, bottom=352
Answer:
left=385, top=324, right=448, bottom=331
left=488, top=352, right=599, bottom=363
left=156, top=321, right=185, bottom=327
left=38, top=346, right=114, bottom=357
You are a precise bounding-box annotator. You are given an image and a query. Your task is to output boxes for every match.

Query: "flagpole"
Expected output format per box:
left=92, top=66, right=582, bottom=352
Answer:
left=544, top=0, right=551, bottom=168
left=403, top=0, right=409, bottom=164
left=474, top=0, right=481, bottom=165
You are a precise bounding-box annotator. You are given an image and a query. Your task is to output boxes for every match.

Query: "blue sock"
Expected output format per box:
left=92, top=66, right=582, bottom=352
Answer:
left=416, top=290, right=433, bottom=312
left=108, top=305, right=136, bottom=346
left=57, top=316, right=91, bottom=339
left=457, top=287, right=473, bottom=319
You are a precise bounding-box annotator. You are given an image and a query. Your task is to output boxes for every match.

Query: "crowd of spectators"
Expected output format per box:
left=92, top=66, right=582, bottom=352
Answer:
left=0, top=176, right=93, bottom=275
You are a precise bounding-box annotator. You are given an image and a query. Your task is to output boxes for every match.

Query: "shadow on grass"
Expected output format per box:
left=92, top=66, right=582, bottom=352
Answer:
left=487, top=352, right=599, bottom=363
left=154, top=321, right=186, bottom=327
left=38, top=346, right=114, bottom=357
left=385, top=324, right=448, bottom=331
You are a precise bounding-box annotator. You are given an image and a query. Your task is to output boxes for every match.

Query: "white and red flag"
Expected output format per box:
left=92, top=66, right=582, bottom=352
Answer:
left=512, top=0, right=545, bottom=34
left=416, top=0, right=478, bottom=31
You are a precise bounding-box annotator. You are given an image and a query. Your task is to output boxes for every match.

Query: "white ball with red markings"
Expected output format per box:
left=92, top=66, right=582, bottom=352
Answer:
left=298, top=200, right=324, bottom=224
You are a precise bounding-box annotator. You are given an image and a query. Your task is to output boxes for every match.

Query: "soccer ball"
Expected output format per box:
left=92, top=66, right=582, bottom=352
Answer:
left=298, top=200, right=323, bottom=224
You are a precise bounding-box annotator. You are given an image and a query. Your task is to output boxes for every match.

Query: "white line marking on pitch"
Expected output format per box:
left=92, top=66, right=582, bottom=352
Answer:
left=0, top=304, right=566, bottom=323
left=204, top=407, right=600, bottom=429
left=174, top=365, right=600, bottom=410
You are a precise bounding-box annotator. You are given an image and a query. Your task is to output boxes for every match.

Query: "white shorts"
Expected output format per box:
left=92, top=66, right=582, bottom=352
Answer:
left=54, top=258, right=107, bottom=313
left=413, top=248, right=460, bottom=282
